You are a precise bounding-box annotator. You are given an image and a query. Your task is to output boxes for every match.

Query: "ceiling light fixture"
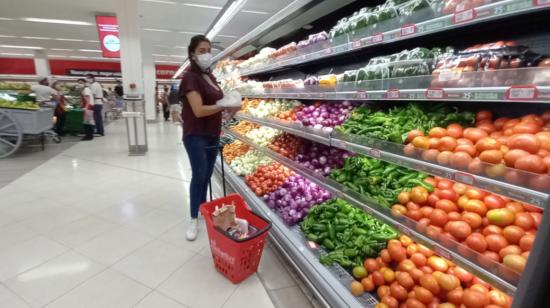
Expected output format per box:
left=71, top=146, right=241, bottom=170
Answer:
left=22, top=36, right=50, bottom=40
left=174, top=46, right=187, bottom=49
left=182, top=3, right=222, bottom=9
left=152, top=53, right=170, bottom=57
left=217, top=34, right=238, bottom=38
left=54, top=38, right=84, bottom=42
left=206, top=0, right=247, bottom=40
left=142, top=0, right=177, bottom=4
left=48, top=54, right=65, bottom=57
left=0, top=45, right=43, bottom=50
left=169, top=55, right=186, bottom=57
left=69, top=56, right=90, bottom=59
left=178, top=31, right=201, bottom=35
left=0, top=52, right=33, bottom=56
left=153, top=44, right=170, bottom=47
left=143, top=28, right=173, bottom=32
left=242, top=9, right=269, bottom=14
left=0, top=35, right=15, bottom=38
left=50, top=48, right=74, bottom=51
left=79, top=49, right=102, bottom=53
left=172, top=59, right=189, bottom=78
left=0, top=17, right=14, bottom=21
left=21, top=18, right=93, bottom=26
left=87, top=40, right=99, bottom=43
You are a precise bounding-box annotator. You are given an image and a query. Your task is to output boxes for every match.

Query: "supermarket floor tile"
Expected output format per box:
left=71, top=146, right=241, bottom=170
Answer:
left=112, top=240, right=195, bottom=289
left=5, top=251, right=105, bottom=308
left=0, top=284, right=30, bottom=308
left=268, top=286, right=315, bottom=308
left=134, top=291, right=189, bottom=308
left=0, top=120, right=312, bottom=308
left=44, top=269, right=151, bottom=308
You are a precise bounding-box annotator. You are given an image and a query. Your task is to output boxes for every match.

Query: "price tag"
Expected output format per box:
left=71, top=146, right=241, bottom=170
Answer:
left=454, top=172, right=475, bottom=185
left=356, top=90, right=367, bottom=99
left=425, top=88, right=445, bottom=99
left=371, top=33, right=384, bottom=43
left=535, top=0, right=550, bottom=6
left=433, top=246, right=452, bottom=260
left=323, top=48, right=332, bottom=55
left=400, top=24, right=417, bottom=37
left=453, top=9, right=477, bottom=24
left=386, top=89, right=400, bottom=99
left=506, top=85, right=538, bottom=100
left=351, top=40, right=362, bottom=49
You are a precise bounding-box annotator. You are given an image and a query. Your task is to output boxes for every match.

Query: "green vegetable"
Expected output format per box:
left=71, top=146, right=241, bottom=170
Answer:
left=300, top=199, right=397, bottom=269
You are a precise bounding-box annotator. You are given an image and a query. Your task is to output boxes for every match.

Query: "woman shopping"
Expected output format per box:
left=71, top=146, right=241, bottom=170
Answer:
left=179, top=35, right=238, bottom=241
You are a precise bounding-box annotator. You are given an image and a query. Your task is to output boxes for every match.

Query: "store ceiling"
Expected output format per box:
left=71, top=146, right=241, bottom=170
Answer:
left=0, top=0, right=293, bottom=65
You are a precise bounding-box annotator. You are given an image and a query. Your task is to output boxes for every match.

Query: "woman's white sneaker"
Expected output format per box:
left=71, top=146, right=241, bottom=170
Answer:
left=186, top=219, right=198, bottom=241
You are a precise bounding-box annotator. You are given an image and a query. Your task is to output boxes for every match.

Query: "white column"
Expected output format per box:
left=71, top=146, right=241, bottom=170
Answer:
left=34, top=50, right=50, bottom=77
left=117, top=0, right=145, bottom=98
left=141, top=41, right=157, bottom=121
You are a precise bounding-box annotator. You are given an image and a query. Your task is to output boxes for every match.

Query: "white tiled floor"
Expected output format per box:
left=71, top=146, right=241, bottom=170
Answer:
left=0, top=120, right=311, bottom=308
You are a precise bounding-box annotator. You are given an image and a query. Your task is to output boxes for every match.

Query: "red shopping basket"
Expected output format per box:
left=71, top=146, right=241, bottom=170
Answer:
left=200, top=193, right=272, bottom=284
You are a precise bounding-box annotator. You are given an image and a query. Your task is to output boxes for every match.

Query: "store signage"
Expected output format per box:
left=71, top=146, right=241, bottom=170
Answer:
left=67, top=69, right=121, bottom=77
left=96, top=16, right=120, bottom=58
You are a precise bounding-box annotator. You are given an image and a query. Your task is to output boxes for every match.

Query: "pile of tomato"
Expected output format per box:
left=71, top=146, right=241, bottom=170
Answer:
left=405, top=110, right=550, bottom=189
left=245, top=162, right=294, bottom=196
left=267, top=133, right=303, bottom=159
left=391, top=177, right=540, bottom=273
left=352, top=235, right=512, bottom=308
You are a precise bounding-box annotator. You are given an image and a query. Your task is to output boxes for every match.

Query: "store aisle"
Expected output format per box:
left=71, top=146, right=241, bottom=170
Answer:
left=0, top=120, right=311, bottom=308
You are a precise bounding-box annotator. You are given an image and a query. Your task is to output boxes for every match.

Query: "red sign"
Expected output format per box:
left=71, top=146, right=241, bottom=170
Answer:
left=96, top=16, right=120, bottom=58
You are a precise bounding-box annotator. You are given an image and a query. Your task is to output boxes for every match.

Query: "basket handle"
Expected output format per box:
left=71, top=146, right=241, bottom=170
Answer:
left=232, top=210, right=272, bottom=243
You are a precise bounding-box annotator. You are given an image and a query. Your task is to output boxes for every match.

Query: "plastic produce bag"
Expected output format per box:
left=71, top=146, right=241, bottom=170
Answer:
left=216, top=90, right=242, bottom=107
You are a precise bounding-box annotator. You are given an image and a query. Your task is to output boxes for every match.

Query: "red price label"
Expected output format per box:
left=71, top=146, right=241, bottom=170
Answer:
left=371, top=33, right=384, bottom=43
left=506, top=85, right=538, bottom=100
left=453, top=9, right=477, bottom=24
left=352, top=40, right=362, bottom=49
left=386, top=89, right=400, bottom=99
left=356, top=91, right=367, bottom=99
left=454, top=172, right=475, bottom=185
left=426, top=88, right=445, bottom=99
left=535, top=0, right=550, bottom=6
left=400, top=24, right=417, bottom=37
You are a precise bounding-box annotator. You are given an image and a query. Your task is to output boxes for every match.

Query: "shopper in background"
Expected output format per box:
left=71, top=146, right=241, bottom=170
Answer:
left=114, top=80, right=124, bottom=98
left=85, top=74, right=105, bottom=136
left=180, top=35, right=238, bottom=241
left=31, top=77, right=59, bottom=107
left=51, top=81, right=66, bottom=136
left=168, top=84, right=182, bottom=124
left=77, top=78, right=95, bottom=141
left=162, top=85, right=170, bottom=121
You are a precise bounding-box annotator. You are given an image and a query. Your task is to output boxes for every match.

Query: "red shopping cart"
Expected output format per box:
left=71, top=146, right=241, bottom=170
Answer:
left=200, top=194, right=272, bottom=284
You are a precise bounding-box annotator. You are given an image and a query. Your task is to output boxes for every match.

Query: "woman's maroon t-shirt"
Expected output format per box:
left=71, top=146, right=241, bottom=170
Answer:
left=179, top=69, right=223, bottom=137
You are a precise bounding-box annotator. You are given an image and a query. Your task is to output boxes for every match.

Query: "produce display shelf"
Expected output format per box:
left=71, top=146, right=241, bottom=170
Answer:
left=239, top=0, right=549, bottom=77
left=213, top=159, right=378, bottom=308
left=235, top=113, right=548, bottom=207
left=224, top=127, right=520, bottom=295
left=240, top=85, right=550, bottom=104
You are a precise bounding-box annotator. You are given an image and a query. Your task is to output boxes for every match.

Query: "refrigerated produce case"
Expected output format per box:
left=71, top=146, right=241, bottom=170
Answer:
left=210, top=1, right=550, bottom=307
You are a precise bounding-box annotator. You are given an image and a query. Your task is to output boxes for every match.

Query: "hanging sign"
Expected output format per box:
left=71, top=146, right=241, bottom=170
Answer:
left=96, top=16, right=120, bottom=58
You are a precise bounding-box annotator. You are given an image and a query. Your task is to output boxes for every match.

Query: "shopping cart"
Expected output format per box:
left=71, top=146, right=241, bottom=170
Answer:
left=200, top=194, right=272, bottom=284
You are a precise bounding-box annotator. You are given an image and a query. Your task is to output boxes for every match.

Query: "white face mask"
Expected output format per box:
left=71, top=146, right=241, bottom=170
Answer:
left=195, top=53, right=212, bottom=70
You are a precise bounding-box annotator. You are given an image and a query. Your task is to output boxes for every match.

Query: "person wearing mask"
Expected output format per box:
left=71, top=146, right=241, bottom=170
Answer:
left=179, top=35, right=238, bottom=241
left=168, top=84, right=181, bottom=124
left=31, top=77, right=60, bottom=107
left=77, top=79, right=95, bottom=141
left=85, top=74, right=105, bottom=136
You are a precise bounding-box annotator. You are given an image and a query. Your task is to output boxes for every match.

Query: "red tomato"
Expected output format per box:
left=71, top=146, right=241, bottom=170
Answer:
left=513, top=121, right=541, bottom=134
left=446, top=221, right=472, bottom=240
left=530, top=212, right=542, bottom=228
left=465, top=232, right=487, bottom=253
left=435, top=188, right=458, bottom=201
left=435, top=199, right=458, bottom=213
left=437, top=179, right=454, bottom=190
left=436, top=151, right=453, bottom=165
left=536, top=131, right=550, bottom=151
left=483, top=194, right=505, bottom=209
left=429, top=209, right=449, bottom=227
left=464, top=128, right=489, bottom=143
left=515, top=154, right=546, bottom=173
left=448, top=211, right=461, bottom=221
left=485, top=234, right=509, bottom=253
left=507, top=134, right=541, bottom=154
left=465, top=188, right=487, bottom=200
left=499, top=244, right=522, bottom=259
left=427, top=194, right=440, bottom=207
left=439, top=136, right=458, bottom=152
left=476, top=110, right=493, bottom=122
left=464, top=199, right=488, bottom=216
left=520, top=233, right=535, bottom=251
left=514, top=213, right=535, bottom=230
left=449, top=152, right=473, bottom=169
left=420, top=206, right=434, bottom=218
left=462, top=212, right=483, bottom=229
left=447, top=123, right=464, bottom=138
left=482, top=225, right=503, bottom=236
left=475, top=137, right=501, bottom=152
left=494, top=117, right=510, bottom=130
left=479, top=150, right=504, bottom=164
left=502, top=225, right=526, bottom=244
left=429, top=127, right=447, bottom=138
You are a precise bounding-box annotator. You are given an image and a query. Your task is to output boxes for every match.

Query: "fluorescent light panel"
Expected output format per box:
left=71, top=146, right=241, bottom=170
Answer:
left=174, top=46, right=187, bottom=49
left=22, top=36, right=50, bottom=40
left=242, top=9, right=269, bottom=14
left=182, top=3, right=222, bottom=9
left=69, top=56, right=89, bottom=59
left=79, top=49, right=102, bottom=53
left=169, top=55, right=186, bottom=57
left=0, top=17, right=14, bottom=21
left=142, top=0, right=177, bottom=4
left=0, top=52, right=33, bottom=56
left=0, top=35, right=15, bottom=38
left=0, top=45, right=42, bottom=50
left=206, top=0, right=246, bottom=40
left=179, top=31, right=201, bottom=35
left=152, top=53, right=170, bottom=57
left=21, top=18, right=93, bottom=26
left=217, top=34, right=238, bottom=38
left=173, top=59, right=189, bottom=78
left=50, top=48, right=74, bottom=51
left=143, top=28, right=173, bottom=32
left=87, top=40, right=99, bottom=43
left=54, top=38, right=84, bottom=42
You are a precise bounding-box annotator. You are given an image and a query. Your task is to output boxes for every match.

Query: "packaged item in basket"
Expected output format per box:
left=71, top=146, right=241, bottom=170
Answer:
left=212, top=203, right=257, bottom=240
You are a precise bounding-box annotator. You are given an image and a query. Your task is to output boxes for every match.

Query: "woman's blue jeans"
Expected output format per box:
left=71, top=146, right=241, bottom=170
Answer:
left=183, top=135, right=220, bottom=218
